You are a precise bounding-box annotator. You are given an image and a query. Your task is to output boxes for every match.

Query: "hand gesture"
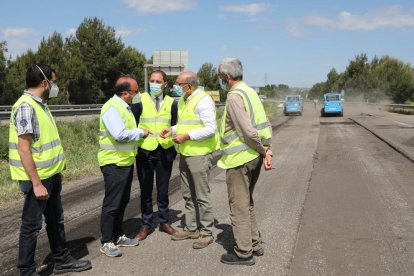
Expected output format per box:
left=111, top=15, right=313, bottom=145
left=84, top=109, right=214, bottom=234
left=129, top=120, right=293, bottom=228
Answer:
left=160, top=128, right=172, bottom=138
left=33, top=183, right=49, bottom=200
left=173, top=133, right=189, bottom=144
left=142, top=129, right=152, bottom=138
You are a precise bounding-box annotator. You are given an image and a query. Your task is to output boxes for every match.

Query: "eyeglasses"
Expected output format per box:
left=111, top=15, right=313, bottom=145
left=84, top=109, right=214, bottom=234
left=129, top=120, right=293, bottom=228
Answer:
left=175, top=82, right=190, bottom=87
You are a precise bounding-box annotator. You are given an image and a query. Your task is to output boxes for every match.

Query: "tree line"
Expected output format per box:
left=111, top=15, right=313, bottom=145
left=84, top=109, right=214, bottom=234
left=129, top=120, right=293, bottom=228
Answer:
left=308, top=54, right=414, bottom=103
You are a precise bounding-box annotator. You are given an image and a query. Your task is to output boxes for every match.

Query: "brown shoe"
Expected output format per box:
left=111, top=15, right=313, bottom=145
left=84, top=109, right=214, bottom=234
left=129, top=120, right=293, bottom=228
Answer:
left=171, top=230, right=200, bottom=241
left=135, top=226, right=151, bottom=241
left=159, top=224, right=176, bottom=235
left=192, top=234, right=213, bottom=249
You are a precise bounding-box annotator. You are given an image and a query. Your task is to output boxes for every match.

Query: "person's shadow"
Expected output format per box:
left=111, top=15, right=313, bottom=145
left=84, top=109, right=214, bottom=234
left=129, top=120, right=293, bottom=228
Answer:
left=214, top=220, right=234, bottom=253
left=39, top=236, right=95, bottom=275
left=122, top=208, right=183, bottom=236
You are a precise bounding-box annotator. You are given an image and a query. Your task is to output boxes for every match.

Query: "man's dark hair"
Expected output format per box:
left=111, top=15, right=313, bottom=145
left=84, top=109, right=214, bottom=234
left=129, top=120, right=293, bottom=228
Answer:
left=115, top=80, right=131, bottom=96
left=26, top=64, right=54, bottom=88
left=151, top=70, right=167, bottom=82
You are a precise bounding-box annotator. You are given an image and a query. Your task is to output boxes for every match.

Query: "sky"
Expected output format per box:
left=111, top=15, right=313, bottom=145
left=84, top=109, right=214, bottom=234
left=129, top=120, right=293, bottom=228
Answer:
left=1, top=0, right=414, bottom=88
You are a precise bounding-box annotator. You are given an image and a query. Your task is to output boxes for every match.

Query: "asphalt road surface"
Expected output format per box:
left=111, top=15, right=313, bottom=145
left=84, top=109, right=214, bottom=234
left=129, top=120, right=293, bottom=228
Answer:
left=1, top=102, right=413, bottom=276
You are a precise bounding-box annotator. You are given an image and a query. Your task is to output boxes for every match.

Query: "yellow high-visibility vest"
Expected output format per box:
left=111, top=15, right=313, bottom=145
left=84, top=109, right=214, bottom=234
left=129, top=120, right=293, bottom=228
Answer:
left=218, top=82, right=272, bottom=169
left=137, top=93, right=174, bottom=150
left=9, top=95, right=66, bottom=180
left=176, top=91, right=219, bottom=156
left=98, top=98, right=138, bottom=167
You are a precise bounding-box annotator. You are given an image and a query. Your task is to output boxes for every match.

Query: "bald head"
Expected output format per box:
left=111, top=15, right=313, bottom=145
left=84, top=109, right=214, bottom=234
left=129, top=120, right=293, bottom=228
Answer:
left=175, top=71, right=199, bottom=98
left=115, top=76, right=138, bottom=104
left=176, top=71, right=198, bottom=88
left=115, top=76, right=138, bottom=94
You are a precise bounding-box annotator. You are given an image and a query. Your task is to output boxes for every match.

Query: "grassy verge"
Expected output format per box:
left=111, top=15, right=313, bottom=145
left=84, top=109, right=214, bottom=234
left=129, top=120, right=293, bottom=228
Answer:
left=388, top=107, right=414, bottom=115
left=0, top=120, right=100, bottom=205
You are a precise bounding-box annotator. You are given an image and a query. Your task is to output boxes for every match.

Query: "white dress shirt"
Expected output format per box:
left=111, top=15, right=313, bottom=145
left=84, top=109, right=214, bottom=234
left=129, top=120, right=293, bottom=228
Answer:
left=172, top=89, right=217, bottom=141
left=150, top=93, right=164, bottom=108
left=102, top=95, right=144, bottom=142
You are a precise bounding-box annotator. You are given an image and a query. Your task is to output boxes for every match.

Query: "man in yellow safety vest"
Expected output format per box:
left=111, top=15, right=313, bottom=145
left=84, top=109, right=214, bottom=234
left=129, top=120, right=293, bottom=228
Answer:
left=9, top=64, right=91, bottom=275
left=217, top=58, right=273, bottom=266
left=98, top=76, right=150, bottom=257
left=131, top=70, right=178, bottom=240
left=160, top=71, right=218, bottom=249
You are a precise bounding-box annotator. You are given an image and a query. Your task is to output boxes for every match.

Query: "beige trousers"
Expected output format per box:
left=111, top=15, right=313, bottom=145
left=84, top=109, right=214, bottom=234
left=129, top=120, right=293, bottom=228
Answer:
left=179, top=154, right=214, bottom=236
left=226, top=156, right=263, bottom=258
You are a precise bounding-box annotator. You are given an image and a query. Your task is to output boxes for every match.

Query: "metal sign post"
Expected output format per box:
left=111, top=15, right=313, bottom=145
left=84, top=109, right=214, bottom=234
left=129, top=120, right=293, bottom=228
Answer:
left=144, top=50, right=188, bottom=92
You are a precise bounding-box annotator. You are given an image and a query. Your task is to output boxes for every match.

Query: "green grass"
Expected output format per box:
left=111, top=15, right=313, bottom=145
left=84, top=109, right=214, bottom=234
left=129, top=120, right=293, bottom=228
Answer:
left=388, top=107, right=414, bottom=115
left=0, top=120, right=101, bottom=205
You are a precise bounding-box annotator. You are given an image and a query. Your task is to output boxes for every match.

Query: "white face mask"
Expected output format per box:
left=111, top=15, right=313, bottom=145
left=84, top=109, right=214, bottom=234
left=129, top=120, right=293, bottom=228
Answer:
left=48, top=84, right=59, bottom=98
left=35, top=65, right=59, bottom=98
left=132, top=93, right=141, bottom=104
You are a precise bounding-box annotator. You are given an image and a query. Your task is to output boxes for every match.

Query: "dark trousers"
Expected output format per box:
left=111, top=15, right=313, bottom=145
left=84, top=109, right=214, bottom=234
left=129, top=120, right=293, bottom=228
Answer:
left=100, top=164, right=134, bottom=244
left=136, top=146, right=176, bottom=228
left=18, top=173, right=71, bottom=276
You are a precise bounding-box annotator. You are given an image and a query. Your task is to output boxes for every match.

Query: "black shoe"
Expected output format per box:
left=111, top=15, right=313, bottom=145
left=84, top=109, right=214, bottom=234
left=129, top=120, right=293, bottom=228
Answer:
left=253, top=247, right=264, bottom=256
left=53, top=257, right=92, bottom=274
left=220, top=253, right=255, bottom=266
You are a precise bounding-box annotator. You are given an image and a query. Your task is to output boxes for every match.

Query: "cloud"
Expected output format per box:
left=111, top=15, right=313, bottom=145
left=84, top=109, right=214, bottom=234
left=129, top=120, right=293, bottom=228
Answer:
left=66, top=28, right=77, bottom=37
left=0, top=28, right=35, bottom=37
left=220, top=3, right=269, bottom=17
left=115, top=26, right=144, bottom=37
left=287, top=5, right=414, bottom=36
left=122, top=0, right=196, bottom=14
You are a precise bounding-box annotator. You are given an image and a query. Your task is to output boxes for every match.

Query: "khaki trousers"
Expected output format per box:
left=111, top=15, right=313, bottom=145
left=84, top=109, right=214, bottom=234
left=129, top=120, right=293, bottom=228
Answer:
left=226, top=156, right=263, bottom=258
left=179, top=154, right=214, bottom=236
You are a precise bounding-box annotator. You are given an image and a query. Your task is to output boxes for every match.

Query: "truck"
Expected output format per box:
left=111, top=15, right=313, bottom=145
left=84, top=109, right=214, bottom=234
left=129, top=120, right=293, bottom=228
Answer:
left=321, top=92, right=343, bottom=117
left=283, top=95, right=303, bottom=116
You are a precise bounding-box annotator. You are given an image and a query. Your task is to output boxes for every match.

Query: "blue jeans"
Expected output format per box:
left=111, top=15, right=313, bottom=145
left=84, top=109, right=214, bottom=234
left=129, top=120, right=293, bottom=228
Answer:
left=17, top=173, right=70, bottom=276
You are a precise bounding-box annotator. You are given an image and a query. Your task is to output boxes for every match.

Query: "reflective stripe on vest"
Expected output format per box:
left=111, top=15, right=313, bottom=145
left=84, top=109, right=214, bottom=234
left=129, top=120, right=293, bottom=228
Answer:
left=9, top=138, right=61, bottom=153
left=176, top=91, right=219, bottom=156
left=9, top=95, right=66, bottom=180
left=10, top=153, right=65, bottom=168
left=137, top=93, right=174, bottom=151
left=98, top=98, right=138, bottom=167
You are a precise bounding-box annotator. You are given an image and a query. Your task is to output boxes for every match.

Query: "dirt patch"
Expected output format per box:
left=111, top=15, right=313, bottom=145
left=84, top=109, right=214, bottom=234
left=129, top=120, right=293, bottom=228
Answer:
left=404, top=136, right=414, bottom=147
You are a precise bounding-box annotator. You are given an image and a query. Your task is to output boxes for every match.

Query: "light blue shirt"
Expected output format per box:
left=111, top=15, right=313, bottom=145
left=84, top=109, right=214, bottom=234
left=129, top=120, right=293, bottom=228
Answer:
left=102, top=95, right=144, bottom=142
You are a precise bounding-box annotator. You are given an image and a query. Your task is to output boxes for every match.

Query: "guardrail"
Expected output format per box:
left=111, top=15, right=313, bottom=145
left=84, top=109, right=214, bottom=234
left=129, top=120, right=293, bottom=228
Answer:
left=0, top=103, right=226, bottom=120
left=385, top=104, right=414, bottom=110
left=0, top=104, right=103, bottom=119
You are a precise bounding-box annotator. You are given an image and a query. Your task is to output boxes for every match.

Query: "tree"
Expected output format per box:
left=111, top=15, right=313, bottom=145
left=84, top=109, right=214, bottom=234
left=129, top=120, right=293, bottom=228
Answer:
left=66, top=17, right=125, bottom=102
left=115, top=46, right=147, bottom=89
left=197, top=62, right=220, bottom=91
left=308, top=82, right=328, bottom=100
left=0, top=41, right=8, bottom=104
left=3, top=50, right=37, bottom=105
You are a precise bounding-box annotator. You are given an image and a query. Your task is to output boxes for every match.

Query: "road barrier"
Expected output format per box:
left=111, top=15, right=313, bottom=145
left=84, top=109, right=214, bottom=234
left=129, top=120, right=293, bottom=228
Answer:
left=0, top=103, right=226, bottom=119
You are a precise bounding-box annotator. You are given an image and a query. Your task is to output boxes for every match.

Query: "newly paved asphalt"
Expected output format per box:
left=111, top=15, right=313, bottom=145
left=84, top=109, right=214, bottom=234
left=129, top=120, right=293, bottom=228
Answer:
left=1, top=102, right=413, bottom=276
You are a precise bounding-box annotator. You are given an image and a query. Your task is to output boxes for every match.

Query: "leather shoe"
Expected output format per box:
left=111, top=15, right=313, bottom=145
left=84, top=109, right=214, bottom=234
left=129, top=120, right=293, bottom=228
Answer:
left=53, top=256, right=92, bottom=274
left=159, top=223, right=176, bottom=235
left=135, top=226, right=151, bottom=241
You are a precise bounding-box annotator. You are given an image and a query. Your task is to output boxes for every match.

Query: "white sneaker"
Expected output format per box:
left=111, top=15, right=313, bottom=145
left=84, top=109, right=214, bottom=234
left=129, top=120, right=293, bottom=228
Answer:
left=100, top=242, right=122, bottom=257
left=116, top=235, right=139, bottom=247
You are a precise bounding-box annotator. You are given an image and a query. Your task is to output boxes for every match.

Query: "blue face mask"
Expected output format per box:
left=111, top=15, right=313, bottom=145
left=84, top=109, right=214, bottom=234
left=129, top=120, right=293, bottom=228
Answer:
left=173, top=85, right=184, bottom=97
left=219, top=77, right=228, bottom=91
left=149, top=83, right=163, bottom=96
